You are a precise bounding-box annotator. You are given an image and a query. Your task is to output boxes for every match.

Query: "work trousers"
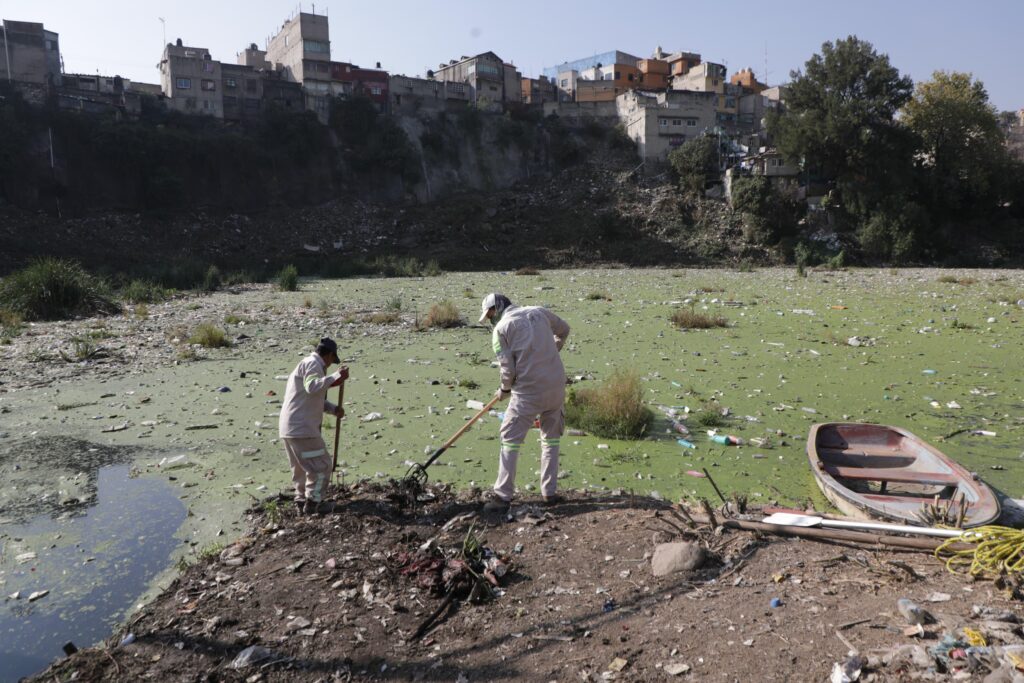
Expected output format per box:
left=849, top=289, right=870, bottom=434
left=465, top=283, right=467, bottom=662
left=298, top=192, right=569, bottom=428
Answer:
left=493, top=392, right=564, bottom=501
left=283, top=435, right=332, bottom=503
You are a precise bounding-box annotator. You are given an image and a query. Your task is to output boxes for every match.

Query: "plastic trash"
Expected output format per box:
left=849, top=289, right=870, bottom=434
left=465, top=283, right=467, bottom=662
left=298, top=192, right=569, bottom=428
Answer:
left=602, top=598, right=616, bottom=613
left=567, top=428, right=586, bottom=436
left=922, top=369, right=937, bottom=375
left=897, top=598, right=928, bottom=625
left=830, top=655, right=865, bottom=683
left=360, top=412, right=383, bottom=422
left=465, top=400, right=485, bottom=410
left=710, top=434, right=742, bottom=446
left=770, top=597, right=783, bottom=608
left=119, top=633, right=135, bottom=647
left=669, top=420, right=690, bottom=436
left=231, top=645, right=275, bottom=669
left=677, top=439, right=696, bottom=449
left=216, top=386, right=231, bottom=392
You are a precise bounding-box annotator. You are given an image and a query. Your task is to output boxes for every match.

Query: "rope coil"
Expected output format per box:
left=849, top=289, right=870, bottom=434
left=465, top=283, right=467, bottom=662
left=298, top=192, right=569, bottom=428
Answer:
left=934, top=526, right=1024, bottom=577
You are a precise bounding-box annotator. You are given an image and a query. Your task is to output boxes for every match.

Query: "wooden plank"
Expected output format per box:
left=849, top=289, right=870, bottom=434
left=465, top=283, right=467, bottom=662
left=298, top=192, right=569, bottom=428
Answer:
left=823, top=465, right=959, bottom=487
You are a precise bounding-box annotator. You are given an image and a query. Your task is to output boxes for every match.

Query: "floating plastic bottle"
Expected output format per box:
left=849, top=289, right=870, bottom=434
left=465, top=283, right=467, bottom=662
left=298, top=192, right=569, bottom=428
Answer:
left=677, top=438, right=696, bottom=449
left=710, top=434, right=742, bottom=446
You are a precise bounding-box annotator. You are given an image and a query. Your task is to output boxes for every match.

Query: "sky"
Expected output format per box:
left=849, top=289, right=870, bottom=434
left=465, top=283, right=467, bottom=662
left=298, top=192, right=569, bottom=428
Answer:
left=3, top=0, right=1022, bottom=111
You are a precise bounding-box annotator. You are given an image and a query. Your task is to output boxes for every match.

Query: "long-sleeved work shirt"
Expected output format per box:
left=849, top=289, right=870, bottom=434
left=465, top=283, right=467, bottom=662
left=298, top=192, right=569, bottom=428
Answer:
left=278, top=353, right=341, bottom=438
left=491, top=306, right=570, bottom=400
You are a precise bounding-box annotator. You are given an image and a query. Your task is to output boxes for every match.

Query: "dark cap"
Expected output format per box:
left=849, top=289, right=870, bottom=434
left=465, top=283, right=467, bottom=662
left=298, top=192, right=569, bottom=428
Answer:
left=316, top=337, right=338, bottom=356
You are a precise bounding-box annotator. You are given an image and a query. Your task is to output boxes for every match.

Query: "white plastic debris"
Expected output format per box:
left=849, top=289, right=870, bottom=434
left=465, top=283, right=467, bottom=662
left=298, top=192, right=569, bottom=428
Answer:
left=361, top=412, right=383, bottom=422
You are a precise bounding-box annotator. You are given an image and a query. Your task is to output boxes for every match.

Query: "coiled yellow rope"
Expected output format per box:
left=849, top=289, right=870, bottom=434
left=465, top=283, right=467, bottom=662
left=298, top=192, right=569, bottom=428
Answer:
left=934, top=526, right=1024, bottom=577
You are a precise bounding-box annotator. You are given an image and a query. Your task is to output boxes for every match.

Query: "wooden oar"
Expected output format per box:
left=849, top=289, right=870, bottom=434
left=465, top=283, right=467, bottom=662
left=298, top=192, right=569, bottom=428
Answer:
left=761, top=512, right=963, bottom=538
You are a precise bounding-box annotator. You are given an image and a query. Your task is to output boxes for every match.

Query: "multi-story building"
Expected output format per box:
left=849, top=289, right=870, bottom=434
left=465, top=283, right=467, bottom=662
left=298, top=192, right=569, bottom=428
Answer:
left=329, top=61, right=388, bottom=110
left=237, top=43, right=270, bottom=70
left=0, top=19, right=61, bottom=86
left=575, top=78, right=618, bottom=102
left=266, top=11, right=332, bottom=118
left=637, top=58, right=670, bottom=89
left=431, top=52, right=521, bottom=110
left=651, top=47, right=702, bottom=80
left=616, top=89, right=717, bottom=163
left=731, top=67, right=767, bottom=94
left=388, top=74, right=471, bottom=115
left=674, top=61, right=726, bottom=94
left=544, top=50, right=640, bottom=102
left=221, top=62, right=262, bottom=122
left=521, top=76, right=556, bottom=104
left=57, top=73, right=142, bottom=117
left=159, top=40, right=223, bottom=118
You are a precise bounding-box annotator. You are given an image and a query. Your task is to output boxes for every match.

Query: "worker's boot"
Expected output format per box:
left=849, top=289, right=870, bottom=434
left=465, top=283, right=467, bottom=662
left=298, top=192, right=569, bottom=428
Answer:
left=294, top=499, right=306, bottom=513
left=482, top=493, right=511, bottom=514
left=303, top=499, right=337, bottom=515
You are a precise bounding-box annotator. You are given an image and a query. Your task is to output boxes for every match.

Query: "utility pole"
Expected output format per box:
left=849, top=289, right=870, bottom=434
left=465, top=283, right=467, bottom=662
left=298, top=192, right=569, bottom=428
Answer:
left=3, top=21, right=12, bottom=83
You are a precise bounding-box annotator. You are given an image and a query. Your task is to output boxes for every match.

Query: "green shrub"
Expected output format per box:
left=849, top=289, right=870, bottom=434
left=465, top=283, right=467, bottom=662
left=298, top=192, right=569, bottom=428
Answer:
left=670, top=307, right=728, bottom=330
left=362, top=311, right=401, bottom=324
left=188, top=323, right=231, bottom=348
left=419, top=301, right=462, bottom=329
left=565, top=370, right=653, bottom=439
left=123, top=279, right=168, bottom=304
left=515, top=266, right=540, bottom=276
left=0, top=258, right=116, bottom=321
left=201, top=265, right=222, bottom=292
left=694, top=407, right=727, bottom=428
left=668, top=136, right=718, bottom=194
left=277, top=264, right=299, bottom=292
left=731, top=175, right=802, bottom=245
left=385, top=296, right=402, bottom=311
left=0, top=309, right=23, bottom=337
left=586, top=291, right=612, bottom=301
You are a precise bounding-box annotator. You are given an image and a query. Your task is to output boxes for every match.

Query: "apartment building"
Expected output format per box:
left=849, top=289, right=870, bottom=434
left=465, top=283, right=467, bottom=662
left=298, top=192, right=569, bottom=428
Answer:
left=637, top=58, right=670, bottom=89
left=266, top=11, right=331, bottom=118
left=521, top=76, right=556, bottom=104
left=731, top=67, right=767, bottom=94
left=329, top=62, right=388, bottom=109
left=616, top=89, right=717, bottom=163
left=388, top=74, right=471, bottom=114
left=544, top=50, right=640, bottom=102
left=651, top=47, right=702, bottom=79
left=159, top=40, right=223, bottom=118
left=431, top=52, right=521, bottom=110
left=0, top=19, right=61, bottom=86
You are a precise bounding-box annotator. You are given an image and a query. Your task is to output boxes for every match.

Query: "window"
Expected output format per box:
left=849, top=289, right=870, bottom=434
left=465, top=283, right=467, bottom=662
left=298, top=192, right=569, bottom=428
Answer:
left=712, top=79, right=719, bottom=86
left=614, top=71, right=621, bottom=79
left=659, top=119, right=669, bottom=127
left=671, top=118, right=681, bottom=126
left=627, top=73, right=634, bottom=82
left=304, top=40, right=329, bottom=54
left=184, top=50, right=197, bottom=57
left=489, top=85, right=497, bottom=92
left=246, top=79, right=258, bottom=93
left=223, top=95, right=237, bottom=106
left=201, top=79, right=216, bottom=91
left=687, top=119, right=696, bottom=127
left=370, top=86, right=382, bottom=95
left=244, top=98, right=260, bottom=110
left=560, top=79, right=568, bottom=88
left=450, top=83, right=465, bottom=94
left=225, top=78, right=237, bottom=88
left=176, top=77, right=191, bottom=89
left=203, top=61, right=214, bottom=73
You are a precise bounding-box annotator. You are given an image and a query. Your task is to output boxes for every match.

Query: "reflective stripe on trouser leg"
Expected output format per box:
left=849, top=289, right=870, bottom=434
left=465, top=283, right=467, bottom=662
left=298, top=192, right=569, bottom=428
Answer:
left=283, top=436, right=331, bottom=503
left=495, top=403, right=534, bottom=500
left=539, top=405, right=565, bottom=497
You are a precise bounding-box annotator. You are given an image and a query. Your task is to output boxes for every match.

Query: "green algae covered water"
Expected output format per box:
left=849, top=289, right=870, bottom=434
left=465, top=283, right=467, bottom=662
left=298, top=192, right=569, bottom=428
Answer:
left=2, top=267, right=1024, bottom=677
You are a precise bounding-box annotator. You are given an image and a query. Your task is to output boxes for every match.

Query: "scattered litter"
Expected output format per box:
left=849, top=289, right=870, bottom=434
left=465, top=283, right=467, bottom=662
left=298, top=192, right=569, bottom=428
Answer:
left=972, top=430, right=996, bottom=437
left=677, top=439, right=696, bottom=449
left=231, top=645, right=276, bottom=669
left=770, top=598, right=783, bottom=608
left=119, top=633, right=135, bottom=647
left=926, top=592, right=952, bottom=603
left=596, top=444, right=609, bottom=450
left=15, top=552, right=36, bottom=564
left=361, top=412, right=383, bottom=422
left=102, top=421, right=129, bottom=433
left=608, top=657, right=628, bottom=672
left=465, top=400, right=485, bottom=410
left=896, top=598, right=928, bottom=625
left=28, top=590, right=49, bottom=602
left=216, top=386, right=231, bottom=393
left=664, top=662, right=691, bottom=676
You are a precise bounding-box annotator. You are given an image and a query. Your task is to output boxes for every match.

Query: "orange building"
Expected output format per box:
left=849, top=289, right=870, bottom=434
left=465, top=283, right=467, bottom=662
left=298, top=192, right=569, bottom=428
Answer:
left=637, top=58, right=670, bottom=89
left=730, top=67, right=767, bottom=94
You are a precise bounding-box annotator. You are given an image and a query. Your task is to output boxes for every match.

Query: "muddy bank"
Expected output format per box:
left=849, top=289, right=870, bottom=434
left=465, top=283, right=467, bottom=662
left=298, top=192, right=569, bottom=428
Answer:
left=32, top=484, right=1024, bottom=682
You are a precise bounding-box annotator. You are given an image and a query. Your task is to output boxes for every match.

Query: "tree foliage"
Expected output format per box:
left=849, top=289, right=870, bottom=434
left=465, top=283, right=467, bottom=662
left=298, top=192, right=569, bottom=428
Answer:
left=767, top=36, right=915, bottom=224
left=668, top=136, right=718, bottom=195
left=730, top=176, right=801, bottom=245
left=903, top=71, right=1007, bottom=216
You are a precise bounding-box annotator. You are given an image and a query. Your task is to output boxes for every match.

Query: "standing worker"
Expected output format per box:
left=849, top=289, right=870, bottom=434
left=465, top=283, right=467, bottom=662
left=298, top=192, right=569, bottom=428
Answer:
left=479, top=293, right=570, bottom=513
left=278, top=337, right=348, bottom=515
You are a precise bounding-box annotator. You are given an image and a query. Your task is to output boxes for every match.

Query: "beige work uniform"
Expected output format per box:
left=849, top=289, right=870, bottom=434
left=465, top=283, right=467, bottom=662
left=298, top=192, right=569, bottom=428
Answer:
left=491, top=306, right=570, bottom=500
left=278, top=353, right=341, bottom=503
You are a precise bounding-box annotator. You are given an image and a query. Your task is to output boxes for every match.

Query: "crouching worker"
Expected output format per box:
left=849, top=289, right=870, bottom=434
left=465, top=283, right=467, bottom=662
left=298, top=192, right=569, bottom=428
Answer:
left=278, top=337, right=348, bottom=515
left=479, top=293, right=570, bottom=513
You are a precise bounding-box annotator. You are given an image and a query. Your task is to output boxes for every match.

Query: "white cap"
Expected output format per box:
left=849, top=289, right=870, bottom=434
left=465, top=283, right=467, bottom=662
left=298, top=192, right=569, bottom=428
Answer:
left=479, top=293, right=498, bottom=324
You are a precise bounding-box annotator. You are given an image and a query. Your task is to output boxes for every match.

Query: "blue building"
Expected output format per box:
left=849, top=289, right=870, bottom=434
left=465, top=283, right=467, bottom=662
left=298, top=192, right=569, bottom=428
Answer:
left=542, top=50, right=640, bottom=81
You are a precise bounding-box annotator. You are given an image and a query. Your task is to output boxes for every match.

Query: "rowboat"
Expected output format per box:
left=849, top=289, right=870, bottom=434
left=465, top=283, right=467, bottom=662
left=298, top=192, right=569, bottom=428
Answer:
left=807, top=423, right=1000, bottom=528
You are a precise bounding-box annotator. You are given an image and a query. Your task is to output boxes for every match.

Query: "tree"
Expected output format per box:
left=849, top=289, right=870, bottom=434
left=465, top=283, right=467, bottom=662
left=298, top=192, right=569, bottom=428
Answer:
left=668, top=136, right=718, bottom=195
left=730, top=175, right=801, bottom=245
left=902, top=71, right=1007, bottom=217
left=767, top=36, right=915, bottom=226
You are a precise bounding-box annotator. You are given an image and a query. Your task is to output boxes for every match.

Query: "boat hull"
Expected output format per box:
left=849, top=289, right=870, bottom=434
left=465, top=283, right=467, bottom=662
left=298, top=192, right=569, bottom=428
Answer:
left=807, top=423, right=999, bottom=528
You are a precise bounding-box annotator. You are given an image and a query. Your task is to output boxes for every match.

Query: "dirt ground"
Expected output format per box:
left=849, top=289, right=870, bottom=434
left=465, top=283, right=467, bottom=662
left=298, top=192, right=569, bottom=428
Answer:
left=32, top=483, right=1024, bottom=683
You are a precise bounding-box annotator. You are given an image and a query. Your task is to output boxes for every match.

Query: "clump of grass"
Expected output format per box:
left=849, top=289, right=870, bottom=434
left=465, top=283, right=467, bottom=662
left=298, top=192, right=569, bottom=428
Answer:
left=515, top=266, right=540, bottom=276
left=197, top=542, right=225, bottom=562
left=418, top=301, right=462, bottom=329
left=694, top=405, right=727, bottom=428
left=670, top=306, right=728, bottom=330
left=458, top=378, right=480, bottom=390
left=463, top=287, right=475, bottom=299
left=1, top=309, right=24, bottom=337
left=937, top=275, right=976, bottom=285
left=363, top=311, right=401, bottom=324
left=177, top=346, right=200, bottom=361
left=565, top=369, right=653, bottom=439
left=122, top=279, right=168, bottom=304
left=263, top=500, right=282, bottom=526
left=202, top=265, right=222, bottom=292
left=27, top=348, right=51, bottom=363
left=0, top=258, right=117, bottom=321
left=61, top=337, right=105, bottom=362
left=586, top=291, right=612, bottom=301
left=224, top=314, right=243, bottom=325
left=277, top=264, right=299, bottom=292
left=950, top=319, right=975, bottom=330
left=385, top=296, right=402, bottom=311
left=188, top=323, right=231, bottom=348
left=302, top=295, right=313, bottom=308
left=694, top=285, right=725, bottom=294
left=134, top=304, right=149, bottom=320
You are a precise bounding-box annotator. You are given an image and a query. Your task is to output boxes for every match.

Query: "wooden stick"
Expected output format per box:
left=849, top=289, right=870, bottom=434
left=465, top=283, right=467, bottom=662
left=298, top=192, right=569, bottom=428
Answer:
left=332, top=380, right=344, bottom=480
left=687, top=514, right=973, bottom=552
left=702, top=467, right=728, bottom=505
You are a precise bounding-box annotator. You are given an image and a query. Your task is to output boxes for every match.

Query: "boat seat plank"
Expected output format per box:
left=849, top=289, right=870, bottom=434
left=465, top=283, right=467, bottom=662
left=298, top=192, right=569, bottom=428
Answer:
left=818, top=445, right=910, bottom=459
left=822, top=465, right=959, bottom=486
